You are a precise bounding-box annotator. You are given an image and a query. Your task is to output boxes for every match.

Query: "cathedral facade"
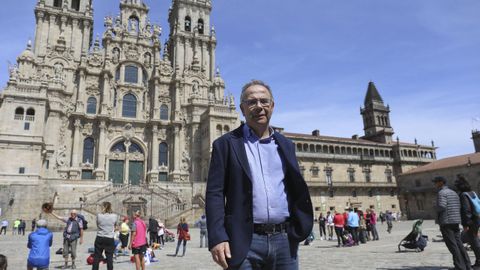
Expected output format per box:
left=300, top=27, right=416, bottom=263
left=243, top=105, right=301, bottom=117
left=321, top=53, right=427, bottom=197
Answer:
left=0, top=0, right=435, bottom=225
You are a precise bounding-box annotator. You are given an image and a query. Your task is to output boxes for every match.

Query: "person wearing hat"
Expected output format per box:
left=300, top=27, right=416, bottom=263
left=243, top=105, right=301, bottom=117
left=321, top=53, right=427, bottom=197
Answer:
left=433, top=176, right=472, bottom=270
left=27, top=219, right=53, bottom=270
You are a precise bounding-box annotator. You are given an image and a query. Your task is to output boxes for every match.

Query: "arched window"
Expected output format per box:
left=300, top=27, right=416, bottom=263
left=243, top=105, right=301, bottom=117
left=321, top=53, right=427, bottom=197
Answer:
left=223, top=125, right=230, bottom=133
left=216, top=125, right=222, bottom=138
left=129, top=143, right=143, bottom=154
left=25, top=108, right=35, bottom=121
left=125, top=65, right=138, bottom=83
left=197, top=19, right=204, bottom=34
left=122, top=94, right=137, bottom=118
left=86, top=97, right=97, bottom=114
left=159, top=142, right=168, bottom=166
left=185, top=16, right=191, bottom=32
left=83, top=137, right=95, bottom=163
left=53, top=0, right=62, bottom=8
left=71, top=0, right=80, bottom=11
left=160, top=104, right=168, bottom=120
left=111, top=141, right=126, bottom=152
left=14, top=107, right=24, bottom=120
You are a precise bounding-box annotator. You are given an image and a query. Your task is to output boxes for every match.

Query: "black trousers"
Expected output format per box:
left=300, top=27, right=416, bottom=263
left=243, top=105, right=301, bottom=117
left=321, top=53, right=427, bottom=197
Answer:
left=334, top=227, right=344, bottom=246
left=92, top=236, right=115, bottom=270
left=466, top=223, right=480, bottom=265
left=440, top=224, right=471, bottom=270
left=149, top=231, right=158, bottom=245
left=348, top=226, right=359, bottom=244
left=0, top=226, right=6, bottom=235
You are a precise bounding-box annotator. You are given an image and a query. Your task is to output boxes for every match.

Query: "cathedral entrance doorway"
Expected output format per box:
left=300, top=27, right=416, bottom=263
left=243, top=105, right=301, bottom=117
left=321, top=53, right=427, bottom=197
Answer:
left=108, top=140, right=145, bottom=185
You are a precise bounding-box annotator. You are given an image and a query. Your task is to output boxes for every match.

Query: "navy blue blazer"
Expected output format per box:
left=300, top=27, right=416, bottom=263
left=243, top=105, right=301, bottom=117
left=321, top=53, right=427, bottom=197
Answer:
left=206, top=124, right=314, bottom=267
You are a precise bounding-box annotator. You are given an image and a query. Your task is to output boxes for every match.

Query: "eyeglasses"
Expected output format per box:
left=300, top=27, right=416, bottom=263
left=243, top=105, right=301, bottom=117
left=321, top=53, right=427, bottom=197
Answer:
left=242, top=98, right=272, bottom=108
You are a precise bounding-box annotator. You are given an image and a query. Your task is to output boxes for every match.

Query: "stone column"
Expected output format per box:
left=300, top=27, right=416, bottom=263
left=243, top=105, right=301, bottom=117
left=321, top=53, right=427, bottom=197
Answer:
left=82, top=20, right=91, bottom=54
left=48, top=15, right=57, bottom=48
left=173, top=125, right=181, bottom=172
left=60, top=16, right=68, bottom=40
left=69, top=119, right=82, bottom=179
left=34, top=11, right=45, bottom=55
left=71, top=19, right=79, bottom=59
left=149, top=125, right=159, bottom=182
left=76, top=69, right=86, bottom=112
left=95, top=120, right=107, bottom=180
left=101, top=73, right=110, bottom=114
left=210, top=42, right=216, bottom=81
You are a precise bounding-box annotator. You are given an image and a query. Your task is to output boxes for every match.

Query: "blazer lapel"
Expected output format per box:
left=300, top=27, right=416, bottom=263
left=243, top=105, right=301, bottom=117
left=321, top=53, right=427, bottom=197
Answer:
left=274, top=133, right=300, bottom=175
left=230, top=126, right=252, bottom=181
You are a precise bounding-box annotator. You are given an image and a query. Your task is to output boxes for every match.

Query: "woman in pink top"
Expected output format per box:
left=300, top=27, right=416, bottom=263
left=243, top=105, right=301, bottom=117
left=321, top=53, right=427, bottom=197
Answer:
left=128, top=210, right=147, bottom=270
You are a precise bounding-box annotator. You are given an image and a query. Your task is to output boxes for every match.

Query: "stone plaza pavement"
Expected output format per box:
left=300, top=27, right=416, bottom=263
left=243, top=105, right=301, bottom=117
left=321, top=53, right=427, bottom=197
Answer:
left=0, top=220, right=473, bottom=269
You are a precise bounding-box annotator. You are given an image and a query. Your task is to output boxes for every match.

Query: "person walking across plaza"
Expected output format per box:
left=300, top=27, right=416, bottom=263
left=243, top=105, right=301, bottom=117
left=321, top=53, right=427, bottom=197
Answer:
left=147, top=217, right=159, bottom=246
left=195, top=214, right=208, bottom=248
left=206, top=79, right=313, bottom=269
left=368, top=208, right=379, bottom=240
left=31, top=218, right=36, bottom=232
left=92, top=201, right=117, bottom=270
left=333, top=211, right=345, bottom=247
left=119, top=216, right=130, bottom=256
left=19, top=219, right=26, bottom=236
left=174, top=217, right=190, bottom=256
left=0, top=220, right=7, bottom=235
left=455, top=175, right=480, bottom=269
left=326, top=211, right=335, bottom=241
left=129, top=210, right=147, bottom=270
left=347, top=208, right=359, bottom=245
left=13, top=218, right=20, bottom=235
left=318, top=213, right=327, bottom=240
left=386, top=210, right=394, bottom=233
left=157, top=221, right=165, bottom=248
left=434, top=176, right=472, bottom=270
left=50, top=209, right=84, bottom=269
left=27, top=219, right=52, bottom=270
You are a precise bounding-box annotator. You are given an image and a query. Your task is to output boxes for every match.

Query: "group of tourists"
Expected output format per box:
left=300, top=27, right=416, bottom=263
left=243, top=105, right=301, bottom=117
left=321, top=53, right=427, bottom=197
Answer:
left=434, top=175, right=480, bottom=270
left=316, top=207, right=383, bottom=247
left=0, top=200, right=204, bottom=270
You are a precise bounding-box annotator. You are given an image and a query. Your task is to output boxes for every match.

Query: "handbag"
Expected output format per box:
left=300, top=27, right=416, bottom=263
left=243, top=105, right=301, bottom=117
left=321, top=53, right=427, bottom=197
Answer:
left=184, top=231, right=191, bottom=241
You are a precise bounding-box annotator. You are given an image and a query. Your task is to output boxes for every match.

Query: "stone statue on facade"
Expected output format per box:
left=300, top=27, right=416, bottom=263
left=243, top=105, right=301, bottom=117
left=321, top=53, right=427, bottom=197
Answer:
left=181, top=151, right=191, bottom=171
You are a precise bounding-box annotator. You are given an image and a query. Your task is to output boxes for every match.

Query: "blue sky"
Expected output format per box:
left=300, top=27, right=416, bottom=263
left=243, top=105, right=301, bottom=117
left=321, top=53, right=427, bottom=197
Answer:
left=1, top=0, right=479, bottom=158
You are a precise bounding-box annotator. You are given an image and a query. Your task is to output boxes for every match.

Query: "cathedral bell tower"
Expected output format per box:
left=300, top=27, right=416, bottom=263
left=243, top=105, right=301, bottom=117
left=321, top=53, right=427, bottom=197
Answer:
left=33, top=0, right=94, bottom=61
left=167, top=0, right=216, bottom=80
left=360, top=82, right=394, bottom=144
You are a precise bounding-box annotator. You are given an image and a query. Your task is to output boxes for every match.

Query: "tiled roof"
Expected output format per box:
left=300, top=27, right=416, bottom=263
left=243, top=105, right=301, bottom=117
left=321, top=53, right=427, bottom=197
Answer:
left=401, top=152, right=480, bottom=175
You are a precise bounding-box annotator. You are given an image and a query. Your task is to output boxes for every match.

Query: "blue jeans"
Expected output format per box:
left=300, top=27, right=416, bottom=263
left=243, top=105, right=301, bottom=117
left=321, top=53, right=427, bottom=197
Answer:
left=232, top=233, right=298, bottom=270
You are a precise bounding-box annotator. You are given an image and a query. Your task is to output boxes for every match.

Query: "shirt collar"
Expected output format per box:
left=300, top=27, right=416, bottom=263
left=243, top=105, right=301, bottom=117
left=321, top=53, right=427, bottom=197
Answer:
left=243, top=124, right=275, bottom=144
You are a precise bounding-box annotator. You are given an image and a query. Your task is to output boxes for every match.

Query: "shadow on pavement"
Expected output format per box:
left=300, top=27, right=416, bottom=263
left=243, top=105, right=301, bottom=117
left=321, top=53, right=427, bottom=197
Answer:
left=377, top=267, right=449, bottom=270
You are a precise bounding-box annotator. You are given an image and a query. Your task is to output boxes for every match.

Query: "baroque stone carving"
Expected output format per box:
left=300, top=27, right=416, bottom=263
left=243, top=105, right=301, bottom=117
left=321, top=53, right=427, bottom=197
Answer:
left=56, top=145, right=67, bottom=168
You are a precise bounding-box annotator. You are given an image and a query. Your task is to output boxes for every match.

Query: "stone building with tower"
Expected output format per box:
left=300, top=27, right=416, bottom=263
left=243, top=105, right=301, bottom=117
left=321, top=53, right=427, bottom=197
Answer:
left=0, top=0, right=436, bottom=226
left=397, top=131, right=480, bottom=220
left=286, top=82, right=436, bottom=214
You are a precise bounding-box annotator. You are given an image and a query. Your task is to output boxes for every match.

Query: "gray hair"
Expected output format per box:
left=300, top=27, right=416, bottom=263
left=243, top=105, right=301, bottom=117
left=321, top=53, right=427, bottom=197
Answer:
left=240, top=79, right=273, bottom=103
left=36, top=219, right=47, bottom=228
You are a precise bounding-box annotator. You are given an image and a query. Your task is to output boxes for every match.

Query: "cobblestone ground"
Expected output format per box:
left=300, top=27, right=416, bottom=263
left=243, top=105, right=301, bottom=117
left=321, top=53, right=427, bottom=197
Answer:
left=0, top=220, right=473, bottom=269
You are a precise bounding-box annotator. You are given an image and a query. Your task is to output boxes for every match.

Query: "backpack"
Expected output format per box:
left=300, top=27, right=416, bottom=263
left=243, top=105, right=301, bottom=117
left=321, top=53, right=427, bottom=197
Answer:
left=464, top=192, right=480, bottom=216
left=77, top=214, right=88, bottom=230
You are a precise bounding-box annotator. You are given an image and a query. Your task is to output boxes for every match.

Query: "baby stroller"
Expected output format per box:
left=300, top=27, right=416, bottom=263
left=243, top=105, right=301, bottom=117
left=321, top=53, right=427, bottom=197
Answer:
left=398, top=219, right=428, bottom=252
left=164, top=228, right=176, bottom=242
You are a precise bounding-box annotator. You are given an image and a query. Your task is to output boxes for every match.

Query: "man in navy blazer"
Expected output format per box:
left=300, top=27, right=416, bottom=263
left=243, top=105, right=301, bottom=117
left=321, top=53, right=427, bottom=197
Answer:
left=206, top=80, right=313, bottom=269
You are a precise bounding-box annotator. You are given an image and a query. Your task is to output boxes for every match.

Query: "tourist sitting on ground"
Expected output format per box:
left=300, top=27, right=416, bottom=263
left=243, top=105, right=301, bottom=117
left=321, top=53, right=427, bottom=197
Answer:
left=27, top=219, right=53, bottom=270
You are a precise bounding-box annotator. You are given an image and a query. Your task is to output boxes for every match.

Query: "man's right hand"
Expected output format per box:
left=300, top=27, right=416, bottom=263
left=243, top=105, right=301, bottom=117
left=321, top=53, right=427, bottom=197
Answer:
left=210, top=241, right=231, bottom=269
